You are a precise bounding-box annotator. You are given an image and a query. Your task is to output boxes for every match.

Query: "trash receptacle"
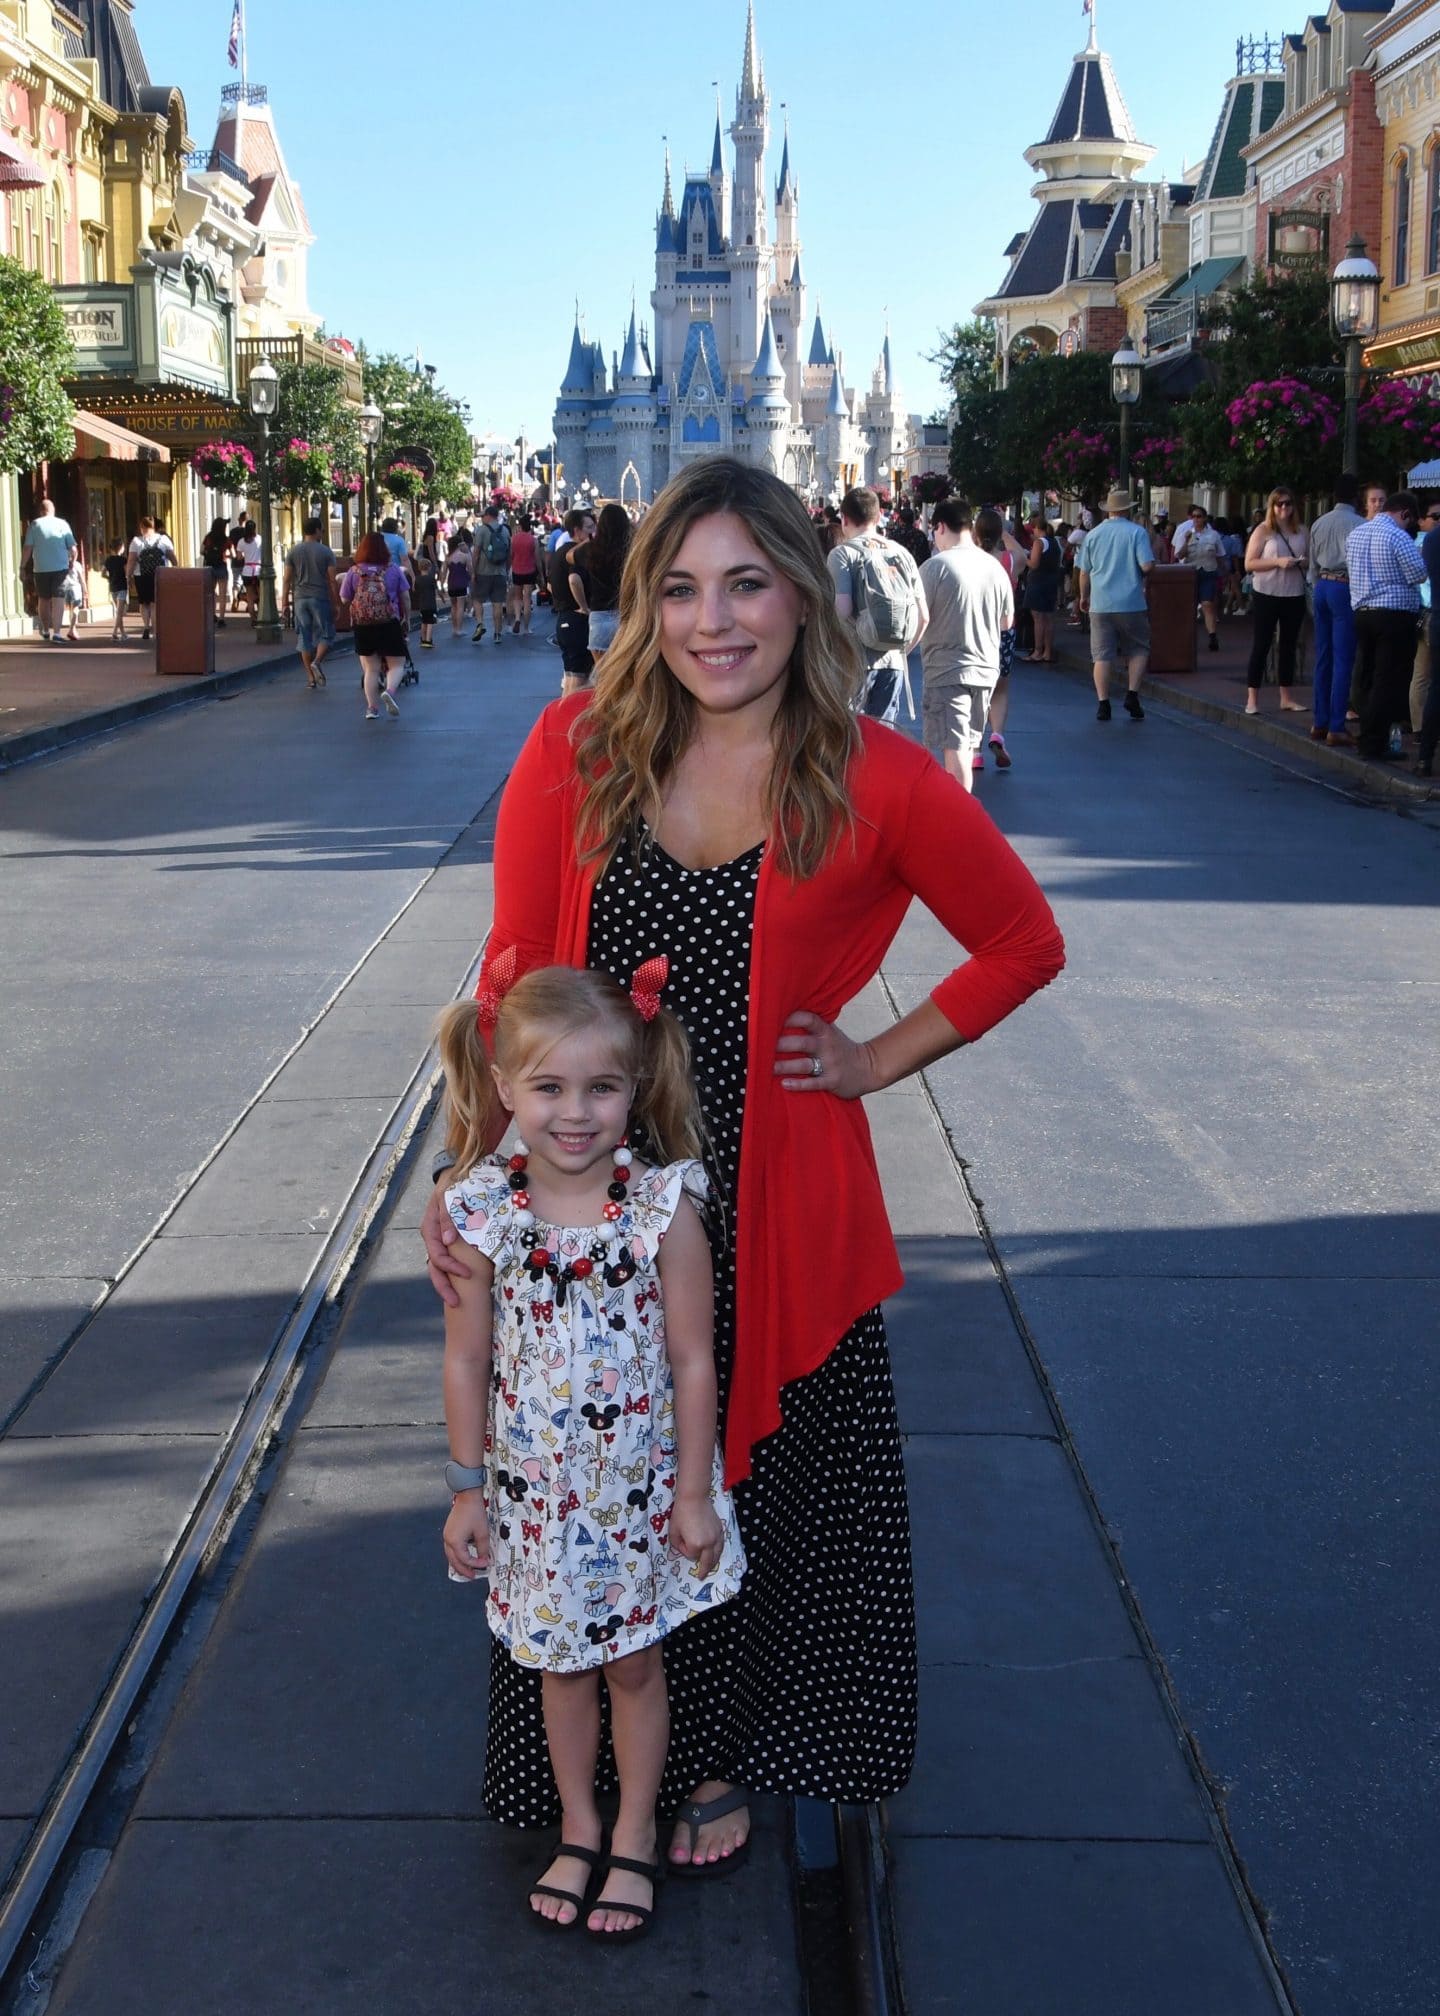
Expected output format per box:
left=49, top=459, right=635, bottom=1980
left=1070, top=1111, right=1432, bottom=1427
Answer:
left=1146, top=563, right=1197, bottom=674
left=154, top=568, right=216, bottom=677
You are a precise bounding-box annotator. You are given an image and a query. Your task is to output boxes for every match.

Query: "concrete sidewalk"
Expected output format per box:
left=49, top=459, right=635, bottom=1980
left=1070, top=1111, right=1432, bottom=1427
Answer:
left=1044, top=605, right=1437, bottom=803
left=0, top=619, right=337, bottom=767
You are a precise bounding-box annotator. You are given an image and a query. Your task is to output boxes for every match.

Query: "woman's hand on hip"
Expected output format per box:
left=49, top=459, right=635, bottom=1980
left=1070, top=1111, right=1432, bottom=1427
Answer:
left=774, top=1011, right=879, bottom=1099
left=421, top=1182, right=473, bottom=1307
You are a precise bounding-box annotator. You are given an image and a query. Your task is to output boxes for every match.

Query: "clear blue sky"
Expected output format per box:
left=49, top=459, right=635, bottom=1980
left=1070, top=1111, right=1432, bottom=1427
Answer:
left=138, top=0, right=1288, bottom=444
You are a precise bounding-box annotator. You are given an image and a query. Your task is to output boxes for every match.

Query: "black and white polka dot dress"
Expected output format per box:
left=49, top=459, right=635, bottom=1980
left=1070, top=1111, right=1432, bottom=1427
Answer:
left=481, top=826, right=918, bottom=1823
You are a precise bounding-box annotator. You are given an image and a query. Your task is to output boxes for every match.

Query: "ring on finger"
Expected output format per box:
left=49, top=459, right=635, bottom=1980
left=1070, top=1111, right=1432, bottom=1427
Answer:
left=811, top=1055, right=823, bottom=1078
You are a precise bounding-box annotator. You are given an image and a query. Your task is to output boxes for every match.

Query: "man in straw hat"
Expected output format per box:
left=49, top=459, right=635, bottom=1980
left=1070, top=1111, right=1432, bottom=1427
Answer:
left=1077, top=487, right=1154, bottom=722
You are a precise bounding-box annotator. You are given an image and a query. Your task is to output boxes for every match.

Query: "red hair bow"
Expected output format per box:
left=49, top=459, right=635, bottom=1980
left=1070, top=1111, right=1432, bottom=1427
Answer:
left=629, top=954, right=669, bottom=1023
left=474, top=944, right=519, bottom=1034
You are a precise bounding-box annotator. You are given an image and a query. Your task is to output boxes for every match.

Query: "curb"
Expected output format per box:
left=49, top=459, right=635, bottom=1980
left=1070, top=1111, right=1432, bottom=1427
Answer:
left=0, top=634, right=357, bottom=773
left=1044, top=635, right=1436, bottom=804
left=1137, top=670, right=1438, bottom=804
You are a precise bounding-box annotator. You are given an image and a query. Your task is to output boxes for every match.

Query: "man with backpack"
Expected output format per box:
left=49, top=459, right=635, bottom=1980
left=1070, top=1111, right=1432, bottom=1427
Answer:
left=126, top=515, right=175, bottom=643
left=471, top=504, right=512, bottom=644
left=827, top=486, right=927, bottom=722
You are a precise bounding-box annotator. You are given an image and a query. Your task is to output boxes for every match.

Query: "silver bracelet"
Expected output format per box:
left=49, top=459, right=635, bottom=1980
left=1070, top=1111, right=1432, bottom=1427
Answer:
left=444, top=1459, right=485, bottom=1494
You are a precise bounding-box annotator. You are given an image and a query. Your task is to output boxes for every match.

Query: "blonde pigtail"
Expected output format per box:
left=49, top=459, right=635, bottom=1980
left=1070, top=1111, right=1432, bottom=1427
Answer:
left=437, top=1000, right=508, bottom=1179
left=634, top=1004, right=707, bottom=1164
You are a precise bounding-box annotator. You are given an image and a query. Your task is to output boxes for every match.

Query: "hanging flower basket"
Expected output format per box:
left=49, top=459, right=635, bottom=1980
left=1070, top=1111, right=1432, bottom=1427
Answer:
left=273, top=437, right=333, bottom=497
left=909, top=471, right=952, bottom=505
left=384, top=459, right=427, bottom=502
left=329, top=465, right=362, bottom=501
left=1226, top=378, right=1339, bottom=489
left=490, top=482, right=522, bottom=510
left=1357, top=379, right=1440, bottom=477
left=1130, top=434, right=1185, bottom=487
left=192, top=439, right=256, bottom=491
left=1042, top=425, right=1116, bottom=500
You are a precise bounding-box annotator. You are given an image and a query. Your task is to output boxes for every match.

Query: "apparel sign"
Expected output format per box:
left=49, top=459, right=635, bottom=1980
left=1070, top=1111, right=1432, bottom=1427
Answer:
left=64, top=302, right=128, bottom=350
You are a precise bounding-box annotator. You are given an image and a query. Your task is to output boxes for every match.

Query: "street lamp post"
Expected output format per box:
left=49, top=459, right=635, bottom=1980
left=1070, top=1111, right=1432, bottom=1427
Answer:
left=1110, top=342, right=1143, bottom=493
left=1330, top=237, right=1381, bottom=480
left=247, top=354, right=282, bottom=645
left=358, top=400, right=383, bottom=531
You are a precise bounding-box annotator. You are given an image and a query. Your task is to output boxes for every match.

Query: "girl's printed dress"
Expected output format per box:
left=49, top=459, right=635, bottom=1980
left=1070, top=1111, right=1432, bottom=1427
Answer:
left=444, top=1156, right=745, bottom=1672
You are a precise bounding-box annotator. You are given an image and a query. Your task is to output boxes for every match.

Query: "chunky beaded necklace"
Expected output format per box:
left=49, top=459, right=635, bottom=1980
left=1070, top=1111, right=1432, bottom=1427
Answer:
left=505, top=1138, right=634, bottom=1308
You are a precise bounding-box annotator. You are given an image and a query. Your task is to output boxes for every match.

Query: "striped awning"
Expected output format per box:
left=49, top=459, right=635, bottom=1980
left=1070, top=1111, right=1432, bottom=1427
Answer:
left=0, top=134, right=46, bottom=190
left=72, top=410, right=171, bottom=464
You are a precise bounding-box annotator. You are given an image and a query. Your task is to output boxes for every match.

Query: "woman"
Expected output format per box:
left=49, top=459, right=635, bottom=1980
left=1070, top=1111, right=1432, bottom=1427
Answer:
left=236, top=521, right=262, bottom=623
left=1023, top=514, right=1062, bottom=664
left=339, top=529, right=411, bottom=720
left=201, top=516, right=231, bottom=627
left=567, top=502, right=631, bottom=661
left=1243, top=488, right=1309, bottom=715
left=976, top=507, right=1021, bottom=773
left=507, top=513, right=540, bottom=634
left=445, top=530, right=474, bottom=638
left=421, top=459, right=1064, bottom=1900
left=418, top=518, right=445, bottom=610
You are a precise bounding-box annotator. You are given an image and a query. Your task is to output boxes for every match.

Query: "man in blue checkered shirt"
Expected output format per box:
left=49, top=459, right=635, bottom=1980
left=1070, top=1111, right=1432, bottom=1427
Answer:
left=1345, top=490, right=1424, bottom=760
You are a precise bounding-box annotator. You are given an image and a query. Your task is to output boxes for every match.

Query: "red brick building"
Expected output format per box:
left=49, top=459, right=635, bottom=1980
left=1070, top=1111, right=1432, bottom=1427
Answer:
left=1244, top=1, right=1394, bottom=279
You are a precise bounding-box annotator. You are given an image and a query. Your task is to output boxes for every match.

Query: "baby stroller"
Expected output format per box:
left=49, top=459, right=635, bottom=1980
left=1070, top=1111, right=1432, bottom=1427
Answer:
left=356, top=634, right=419, bottom=691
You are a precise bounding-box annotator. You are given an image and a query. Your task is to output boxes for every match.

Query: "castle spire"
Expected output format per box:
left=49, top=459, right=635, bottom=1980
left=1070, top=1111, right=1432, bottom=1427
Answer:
left=711, top=92, right=724, bottom=176
left=662, top=140, right=675, bottom=217
left=740, top=0, right=761, bottom=100
left=775, top=116, right=794, bottom=203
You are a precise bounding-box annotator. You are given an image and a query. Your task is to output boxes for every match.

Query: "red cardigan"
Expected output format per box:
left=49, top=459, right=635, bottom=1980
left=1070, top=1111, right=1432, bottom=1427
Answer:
left=486, top=696, right=1065, bottom=1484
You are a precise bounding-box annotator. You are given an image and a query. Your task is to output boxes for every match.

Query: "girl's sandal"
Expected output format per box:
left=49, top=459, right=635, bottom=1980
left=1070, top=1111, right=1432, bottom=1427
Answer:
left=669, top=1785, right=751, bottom=1879
left=528, top=1840, right=603, bottom=1932
left=584, top=1854, right=662, bottom=1946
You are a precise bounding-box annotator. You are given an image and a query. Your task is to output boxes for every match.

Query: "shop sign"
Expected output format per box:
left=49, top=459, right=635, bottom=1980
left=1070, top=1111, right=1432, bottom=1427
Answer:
left=159, top=301, right=228, bottom=393
left=58, top=288, right=135, bottom=370
left=1268, top=207, right=1329, bottom=268
left=1367, top=327, right=1440, bottom=373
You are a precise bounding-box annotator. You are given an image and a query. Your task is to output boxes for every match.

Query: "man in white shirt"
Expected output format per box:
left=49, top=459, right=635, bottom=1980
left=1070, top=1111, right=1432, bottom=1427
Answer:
left=917, top=497, right=1014, bottom=791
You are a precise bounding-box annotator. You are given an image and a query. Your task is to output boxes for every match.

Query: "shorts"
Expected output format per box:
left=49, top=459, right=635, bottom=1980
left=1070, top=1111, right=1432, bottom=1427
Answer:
left=1089, top=608, right=1151, bottom=662
left=109, top=588, right=129, bottom=610
left=923, top=678, right=992, bottom=759
left=1194, top=570, right=1220, bottom=604
left=133, top=576, right=157, bottom=607
left=1023, top=576, right=1059, bottom=614
left=295, top=599, right=336, bottom=653
left=555, top=610, right=592, bottom=676
left=34, top=569, right=67, bottom=598
left=207, top=564, right=228, bottom=585
left=354, top=618, right=407, bottom=660
left=446, top=572, right=471, bottom=598
left=510, top=571, right=538, bottom=587
left=587, top=609, right=620, bottom=651
left=473, top=573, right=506, bottom=603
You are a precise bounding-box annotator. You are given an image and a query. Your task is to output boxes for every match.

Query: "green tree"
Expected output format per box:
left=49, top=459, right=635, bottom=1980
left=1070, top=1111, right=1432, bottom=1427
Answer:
left=952, top=351, right=1121, bottom=504
left=272, top=359, right=359, bottom=485
left=1208, top=265, right=1340, bottom=398
left=0, top=255, right=75, bottom=473
left=927, top=316, right=999, bottom=401
left=362, top=353, right=472, bottom=498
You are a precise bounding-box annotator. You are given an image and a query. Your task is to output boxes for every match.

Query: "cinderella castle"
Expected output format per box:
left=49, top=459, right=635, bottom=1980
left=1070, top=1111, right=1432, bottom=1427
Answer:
left=552, top=5, right=910, bottom=505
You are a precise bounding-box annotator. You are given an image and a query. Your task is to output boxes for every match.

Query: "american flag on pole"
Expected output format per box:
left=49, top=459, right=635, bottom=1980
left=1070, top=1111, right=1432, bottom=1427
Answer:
left=227, top=0, right=243, bottom=69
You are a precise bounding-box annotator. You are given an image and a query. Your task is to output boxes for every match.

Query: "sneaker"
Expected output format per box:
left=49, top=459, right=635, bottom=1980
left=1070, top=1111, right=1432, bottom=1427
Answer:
left=382, top=689, right=400, bottom=718
left=1208, top=632, right=1219, bottom=652
left=472, top=628, right=486, bottom=642
left=989, top=734, right=1012, bottom=770
left=1096, top=699, right=1112, bottom=722
left=971, top=752, right=985, bottom=772
left=1123, top=692, right=1145, bottom=721
left=364, top=708, right=380, bottom=721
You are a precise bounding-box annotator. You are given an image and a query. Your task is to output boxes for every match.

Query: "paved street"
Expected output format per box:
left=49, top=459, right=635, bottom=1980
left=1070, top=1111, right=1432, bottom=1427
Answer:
left=1, top=628, right=1436, bottom=2012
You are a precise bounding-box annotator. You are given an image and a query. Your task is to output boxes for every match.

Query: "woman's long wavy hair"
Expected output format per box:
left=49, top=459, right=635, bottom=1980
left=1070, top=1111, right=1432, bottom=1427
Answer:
left=438, top=966, right=705, bottom=1181
left=573, top=458, right=863, bottom=880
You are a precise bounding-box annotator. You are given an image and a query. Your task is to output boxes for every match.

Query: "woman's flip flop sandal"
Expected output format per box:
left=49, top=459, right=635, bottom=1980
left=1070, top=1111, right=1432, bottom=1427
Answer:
left=528, top=1840, right=603, bottom=1931
left=669, top=1786, right=751, bottom=1879
left=585, top=1853, right=662, bottom=1945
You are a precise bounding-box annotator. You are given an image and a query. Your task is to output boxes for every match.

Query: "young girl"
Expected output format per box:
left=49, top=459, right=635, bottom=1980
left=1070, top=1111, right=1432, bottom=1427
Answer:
left=438, top=958, right=744, bottom=1944
left=445, top=533, right=473, bottom=638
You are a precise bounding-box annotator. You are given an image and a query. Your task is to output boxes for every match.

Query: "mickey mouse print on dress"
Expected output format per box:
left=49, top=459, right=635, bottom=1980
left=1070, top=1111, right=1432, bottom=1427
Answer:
left=445, top=1155, right=745, bottom=1670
